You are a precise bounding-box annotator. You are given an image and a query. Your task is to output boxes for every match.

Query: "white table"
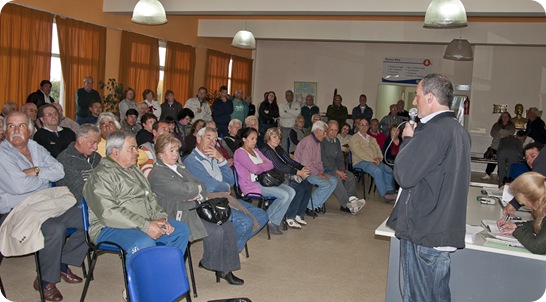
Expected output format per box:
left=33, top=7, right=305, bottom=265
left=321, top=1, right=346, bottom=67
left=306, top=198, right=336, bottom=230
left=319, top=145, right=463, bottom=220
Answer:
left=376, top=186, right=546, bottom=301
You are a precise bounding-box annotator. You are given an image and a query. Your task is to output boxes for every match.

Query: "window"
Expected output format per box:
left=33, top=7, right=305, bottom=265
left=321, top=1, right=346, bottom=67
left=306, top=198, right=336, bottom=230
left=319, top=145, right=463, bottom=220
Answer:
left=50, top=22, right=64, bottom=106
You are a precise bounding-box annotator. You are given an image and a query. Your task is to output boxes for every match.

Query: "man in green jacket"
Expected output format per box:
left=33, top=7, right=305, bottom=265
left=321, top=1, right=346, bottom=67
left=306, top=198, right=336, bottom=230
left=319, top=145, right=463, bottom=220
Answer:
left=82, top=131, right=189, bottom=263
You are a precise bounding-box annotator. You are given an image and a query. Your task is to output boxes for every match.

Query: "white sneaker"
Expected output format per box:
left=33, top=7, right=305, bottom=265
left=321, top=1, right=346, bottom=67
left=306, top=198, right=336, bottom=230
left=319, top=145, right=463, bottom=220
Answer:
left=349, top=199, right=366, bottom=215
left=286, top=219, right=302, bottom=229
left=348, top=196, right=359, bottom=203
left=481, top=174, right=491, bottom=180
left=295, top=215, right=307, bottom=225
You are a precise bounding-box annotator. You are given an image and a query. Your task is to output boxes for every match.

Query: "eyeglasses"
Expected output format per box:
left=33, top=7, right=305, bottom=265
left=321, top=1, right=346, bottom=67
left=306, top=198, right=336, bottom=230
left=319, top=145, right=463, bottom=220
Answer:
left=44, top=111, right=59, bottom=117
left=525, top=153, right=538, bottom=160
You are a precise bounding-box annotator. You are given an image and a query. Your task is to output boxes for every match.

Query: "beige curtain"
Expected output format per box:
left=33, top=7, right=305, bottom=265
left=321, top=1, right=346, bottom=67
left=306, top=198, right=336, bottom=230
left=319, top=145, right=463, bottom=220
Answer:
left=0, top=4, right=53, bottom=109
left=204, top=49, right=231, bottom=95
left=119, top=31, right=160, bottom=103
left=56, top=16, right=106, bottom=119
left=230, top=55, right=253, bottom=99
left=163, top=42, right=196, bottom=106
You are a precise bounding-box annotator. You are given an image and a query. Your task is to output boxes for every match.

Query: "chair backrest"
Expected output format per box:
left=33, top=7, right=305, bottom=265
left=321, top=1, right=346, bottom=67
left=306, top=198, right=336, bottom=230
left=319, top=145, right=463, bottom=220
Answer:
left=81, top=198, right=90, bottom=232
left=127, top=246, right=190, bottom=302
left=232, top=167, right=245, bottom=199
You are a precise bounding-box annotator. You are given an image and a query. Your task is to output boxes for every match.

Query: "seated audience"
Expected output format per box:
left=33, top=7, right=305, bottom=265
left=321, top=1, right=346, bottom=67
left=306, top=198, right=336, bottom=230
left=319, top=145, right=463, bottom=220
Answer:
left=80, top=100, right=102, bottom=125
left=52, top=103, right=79, bottom=133
left=294, top=121, right=338, bottom=215
left=1, top=101, right=17, bottom=122
left=26, top=80, right=54, bottom=108
left=184, top=127, right=267, bottom=254
left=139, top=121, right=170, bottom=177
left=34, top=104, right=76, bottom=158
left=381, top=124, right=402, bottom=165
left=136, top=113, right=157, bottom=146
left=142, top=89, right=161, bottom=119
left=304, top=113, right=322, bottom=136
left=120, top=108, right=142, bottom=135
left=160, top=90, right=182, bottom=121
left=367, top=118, right=386, bottom=149
left=206, top=120, right=234, bottom=166
left=379, top=104, right=405, bottom=134
left=337, top=122, right=352, bottom=166
left=118, top=88, right=138, bottom=121
left=234, top=127, right=294, bottom=235
left=21, top=102, right=39, bottom=133
left=322, top=121, right=365, bottom=214
left=0, top=118, right=4, bottom=142
left=137, top=101, right=149, bottom=124
left=349, top=119, right=397, bottom=201
left=289, top=115, right=306, bottom=154
left=149, top=134, right=243, bottom=285
left=184, top=119, right=206, bottom=157
left=500, top=172, right=546, bottom=254
left=261, top=128, right=312, bottom=228
left=0, top=112, right=87, bottom=301
left=82, top=131, right=189, bottom=264
left=224, top=119, right=242, bottom=152
left=244, top=115, right=264, bottom=149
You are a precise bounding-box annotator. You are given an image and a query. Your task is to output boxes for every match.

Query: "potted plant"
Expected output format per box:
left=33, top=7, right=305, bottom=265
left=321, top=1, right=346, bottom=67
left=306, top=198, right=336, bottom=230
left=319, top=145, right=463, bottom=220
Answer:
left=99, top=78, right=124, bottom=117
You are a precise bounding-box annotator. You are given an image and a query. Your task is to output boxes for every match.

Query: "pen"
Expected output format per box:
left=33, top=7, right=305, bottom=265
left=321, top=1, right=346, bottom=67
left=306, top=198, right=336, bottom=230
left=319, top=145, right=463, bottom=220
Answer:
left=501, top=215, right=510, bottom=226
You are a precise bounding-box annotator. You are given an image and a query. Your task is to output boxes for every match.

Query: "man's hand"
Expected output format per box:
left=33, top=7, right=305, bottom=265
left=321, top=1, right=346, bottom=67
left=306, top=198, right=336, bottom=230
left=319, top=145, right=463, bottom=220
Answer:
left=227, top=158, right=234, bottom=167
left=402, top=122, right=416, bottom=138
left=146, top=220, right=173, bottom=239
left=336, top=170, right=347, bottom=180
left=204, top=146, right=225, bottom=162
left=373, top=158, right=381, bottom=166
left=22, top=167, right=38, bottom=177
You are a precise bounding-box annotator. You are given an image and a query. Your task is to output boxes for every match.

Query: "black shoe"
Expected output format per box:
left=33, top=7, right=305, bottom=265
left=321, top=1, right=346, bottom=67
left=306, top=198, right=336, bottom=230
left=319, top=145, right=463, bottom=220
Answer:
left=314, top=208, right=321, bottom=215
left=216, top=271, right=244, bottom=285
left=306, top=208, right=317, bottom=217
left=320, top=206, right=326, bottom=214
left=340, top=206, right=351, bottom=213
left=268, top=221, right=283, bottom=235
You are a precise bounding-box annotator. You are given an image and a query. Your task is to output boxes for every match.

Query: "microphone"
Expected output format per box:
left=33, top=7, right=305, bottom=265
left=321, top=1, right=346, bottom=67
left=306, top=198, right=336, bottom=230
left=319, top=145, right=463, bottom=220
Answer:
left=409, top=108, right=418, bottom=126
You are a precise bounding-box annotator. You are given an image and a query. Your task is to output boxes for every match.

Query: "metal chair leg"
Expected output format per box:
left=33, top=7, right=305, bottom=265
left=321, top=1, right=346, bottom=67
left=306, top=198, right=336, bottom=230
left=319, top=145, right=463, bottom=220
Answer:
left=186, top=244, right=197, bottom=298
left=34, top=252, right=45, bottom=302
left=244, top=244, right=249, bottom=258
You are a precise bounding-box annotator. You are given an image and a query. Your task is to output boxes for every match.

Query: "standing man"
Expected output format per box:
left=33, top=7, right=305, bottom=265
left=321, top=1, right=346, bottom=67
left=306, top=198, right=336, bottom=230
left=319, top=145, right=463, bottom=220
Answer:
left=351, top=94, right=373, bottom=124
left=279, top=90, right=301, bottom=151
left=230, top=89, right=248, bottom=124
left=26, top=80, right=55, bottom=108
left=185, top=87, right=212, bottom=122
left=212, top=85, right=233, bottom=137
left=386, top=74, right=471, bottom=301
left=33, top=104, right=76, bottom=158
left=75, top=76, right=101, bottom=125
left=525, top=107, right=546, bottom=144
left=301, top=94, right=319, bottom=129
left=397, top=100, right=409, bottom=120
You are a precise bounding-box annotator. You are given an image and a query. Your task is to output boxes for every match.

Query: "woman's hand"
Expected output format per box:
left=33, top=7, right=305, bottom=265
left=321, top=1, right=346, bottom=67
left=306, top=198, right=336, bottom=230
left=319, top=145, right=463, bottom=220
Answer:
left=499, top=221, right=517, bottom=235
left=297, top=168, right=310, bottom=178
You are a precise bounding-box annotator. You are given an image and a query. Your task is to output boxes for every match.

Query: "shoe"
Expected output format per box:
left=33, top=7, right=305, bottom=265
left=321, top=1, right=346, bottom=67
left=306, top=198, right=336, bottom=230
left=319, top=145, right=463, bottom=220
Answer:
left=384, top=193, right=397, bottom=201
left=386, top=189, right=398, bottom=195
left=339, top=206, right=351, bottom=213
left=481, top=174, right=491, bottom=180
left=60, top=268, right=83, bottom=283
left=286, top=219, right=302, bottom=229
left=306, top=208, right=317, bottom=217
left=348, top=196, right=359, bottom=203
left=320, top=206, right=327, bottom=214
left=295, top=215, right=307, bottom=225
left=34, top=278, right=63, bottom=301
left=216, top=271, right=244, bottom=285
left=349, top=199, right=366, bottom=215
left=268, top=222, right=283, bottom=235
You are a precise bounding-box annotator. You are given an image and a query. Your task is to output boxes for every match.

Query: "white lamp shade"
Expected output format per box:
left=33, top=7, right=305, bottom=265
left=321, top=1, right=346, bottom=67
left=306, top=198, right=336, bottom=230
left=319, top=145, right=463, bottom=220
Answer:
left=424, top=0, right=467, bottom=28
left=231, top=30, right=256, bottom=49
left=131, top=0, right=167, bottom=25
left=444, top=39, right=473, bottom=61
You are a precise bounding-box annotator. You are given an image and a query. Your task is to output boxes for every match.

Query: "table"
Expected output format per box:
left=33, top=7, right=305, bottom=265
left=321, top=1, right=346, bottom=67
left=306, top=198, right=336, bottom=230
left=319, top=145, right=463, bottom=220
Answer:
left=375, top=186, right=546, bottom=301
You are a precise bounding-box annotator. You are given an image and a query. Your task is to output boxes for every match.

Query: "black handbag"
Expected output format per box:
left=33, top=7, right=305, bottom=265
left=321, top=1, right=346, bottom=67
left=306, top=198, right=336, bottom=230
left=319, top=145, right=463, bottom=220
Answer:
left=190, top=197, right=231, bottom=225
left=257, top=169, right=285, bottom=187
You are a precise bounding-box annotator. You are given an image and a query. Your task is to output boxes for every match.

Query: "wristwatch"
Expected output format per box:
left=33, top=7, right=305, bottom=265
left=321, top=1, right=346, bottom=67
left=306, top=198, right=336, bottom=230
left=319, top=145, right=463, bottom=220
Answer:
left=34, top=167, right=40, bottom=176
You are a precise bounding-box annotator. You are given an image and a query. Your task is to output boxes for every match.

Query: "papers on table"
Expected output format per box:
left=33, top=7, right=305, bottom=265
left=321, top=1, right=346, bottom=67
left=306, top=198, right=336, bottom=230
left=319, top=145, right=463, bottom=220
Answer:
left=465, top=224, right=484, bottom=244
left=481, top=219, right=524, bottom=248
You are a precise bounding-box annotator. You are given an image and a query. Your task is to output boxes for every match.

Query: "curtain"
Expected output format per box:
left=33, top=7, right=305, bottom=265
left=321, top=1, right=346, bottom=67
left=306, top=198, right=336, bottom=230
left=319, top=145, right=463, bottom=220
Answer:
left=204, top=49, right=230, bottom=96
left=230, top=55, right=253, bottom=99
left=163, top=42, right=196, bottom=106
left=0, top=4, right=53, bottom=109
left=119, top=31, right=159, bottom=104
left=56, top=16, right=106, bottom=119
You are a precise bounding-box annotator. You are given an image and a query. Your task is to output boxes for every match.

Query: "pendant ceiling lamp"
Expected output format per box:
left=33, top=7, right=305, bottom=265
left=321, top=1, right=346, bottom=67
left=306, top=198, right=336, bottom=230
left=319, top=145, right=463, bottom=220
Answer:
left=443, top=38, right=473, bottom=61
left=232, top=30, right=256, bottom=49
left=131, top=0, right=168, bottom=25
left=424, top=0, right=468, bottom=28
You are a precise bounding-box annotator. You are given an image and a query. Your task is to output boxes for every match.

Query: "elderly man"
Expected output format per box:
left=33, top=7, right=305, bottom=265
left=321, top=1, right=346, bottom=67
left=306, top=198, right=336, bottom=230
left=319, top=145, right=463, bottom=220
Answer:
left=184, top=127, right=268, bottom=254
left=279, top=90, right=301, bottom=151
left=83, top=131, right=189, bottom=265
left=301, top=94, right=319, bottom=129
left=75, top=76, right=101, bottom=124
left=121, top=108, right=142, bottom=135
left=56, top=124, right=102, bottom=203
left=294, top=120, right=337, bottom=215
left=351, top=94, right=373, bottom=123
left=26, top=80, right=55, bottom=108
left=34, top=104, right=76, bottom=158
left=185, top=86, right=212, bottom=122
left=349, top=119, right=397, bottom=201
left=224, top=119, right=242, bottom=152
left=322, top=120, right=365, bottom=214
left=379, top=104, right=405, bottom=134
left=367, top=118, right=386, bottom=148
left=526, top=107, right=546, bottom=144
left=0, top=101, right=17, bottom=122
left=22, top=102, right=39, bottom=132
left=231, top=88, right=248, bottom=124
left=52, top=103, right=79, bottom=133
left=304, top=113, right=322, bottom=136
left=0, top=112, right=87, bottom=301
left=387, top=74, right=471, bottom=301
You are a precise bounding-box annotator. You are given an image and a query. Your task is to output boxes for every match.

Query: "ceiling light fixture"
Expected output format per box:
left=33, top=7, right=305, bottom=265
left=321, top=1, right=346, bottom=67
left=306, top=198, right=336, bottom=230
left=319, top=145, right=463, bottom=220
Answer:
left=424, top=0, right=468, bottom=28
left=443, top=38, right=473, bottom=61
left=131, top=0, right=167, bottom=25
left=232, top=21, right=256, bottom=49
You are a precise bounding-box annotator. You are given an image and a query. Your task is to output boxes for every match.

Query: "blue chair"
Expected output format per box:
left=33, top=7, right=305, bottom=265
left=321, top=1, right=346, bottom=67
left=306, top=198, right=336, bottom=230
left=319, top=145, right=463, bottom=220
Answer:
left=127, top=246, right=191, bottom=302
left=348, top=152, right=375, bottom=199
left=80, top=198, right=128, bottom=302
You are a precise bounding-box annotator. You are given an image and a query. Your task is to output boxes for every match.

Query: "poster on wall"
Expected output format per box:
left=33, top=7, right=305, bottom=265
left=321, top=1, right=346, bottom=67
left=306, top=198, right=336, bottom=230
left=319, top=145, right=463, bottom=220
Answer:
left=381, top=57, right=432, bottom=84
left=294, top=81, right=318, bottom=104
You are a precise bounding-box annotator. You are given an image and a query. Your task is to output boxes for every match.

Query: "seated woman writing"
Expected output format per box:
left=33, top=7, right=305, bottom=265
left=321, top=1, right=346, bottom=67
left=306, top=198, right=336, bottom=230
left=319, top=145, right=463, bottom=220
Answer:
left=233, top=127, right=295, bottom=235
left=261, top=127, right=312, bottom=229
left=500, top=172, right=546, bottom=254
left=148, top=134, right=243, bottom=285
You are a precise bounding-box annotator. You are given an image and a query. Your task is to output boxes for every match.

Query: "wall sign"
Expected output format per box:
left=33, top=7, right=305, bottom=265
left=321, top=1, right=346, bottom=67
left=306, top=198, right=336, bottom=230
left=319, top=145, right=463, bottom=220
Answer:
left=381, top=57, right=432, bottom=84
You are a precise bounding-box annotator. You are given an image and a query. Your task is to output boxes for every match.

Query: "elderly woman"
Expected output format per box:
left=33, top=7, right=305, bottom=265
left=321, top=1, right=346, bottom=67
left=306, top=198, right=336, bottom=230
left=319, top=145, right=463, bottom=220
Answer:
left=261, top=128, right=311, bottom=229
left=234, top=127, right=294, bottom=235
left=148, top=134, right=243, bottom=285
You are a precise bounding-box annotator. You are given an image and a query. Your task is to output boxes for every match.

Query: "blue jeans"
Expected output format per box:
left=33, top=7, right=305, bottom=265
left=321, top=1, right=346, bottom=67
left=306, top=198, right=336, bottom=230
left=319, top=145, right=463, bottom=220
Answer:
left=306, top=174, right=337, bottom=210
left=231, top=200, right=268, bottom=252
left=96, top=219, right=190, bottom=265
left=259, top=183, right=295, bottom=225
left=400, top=239, right=452, bottom=302
left=353, top=161, right=395, bottom=196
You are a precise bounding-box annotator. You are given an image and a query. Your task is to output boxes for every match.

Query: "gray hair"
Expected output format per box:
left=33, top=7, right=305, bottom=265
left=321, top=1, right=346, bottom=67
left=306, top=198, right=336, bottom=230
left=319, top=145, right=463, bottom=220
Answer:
left=528, top=107, right=540, bottom=116
left=328, top=120, right=339, bottom=127
left=197, top=126, right=217, bottom=138
left=83, top=76, right=93, bottom=84
left=3, top=111, right=34, bottom=133
left=205, top=120, right=216, bottom=128
left=419, top=73, right=453, bottom=108
left=76, top=123, right=100, bottom=138
left=105, top=131, right=134, bottom=156
left=312, top=120, right=328, bottom=132
left=2, top=101, right=17, bottom=115
left=96, top=112, right=121, bottom=131
left=228, top=119, right=242, bottom=128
